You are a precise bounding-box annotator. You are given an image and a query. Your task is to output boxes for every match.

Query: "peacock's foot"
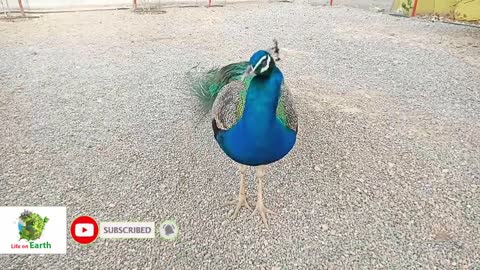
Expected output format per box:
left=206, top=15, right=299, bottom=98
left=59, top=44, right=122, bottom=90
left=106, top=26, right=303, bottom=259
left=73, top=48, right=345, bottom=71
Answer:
left=225, top=192, right=252, bottom=219
left=251, top=199, right=275, bottom=227
left=224, top=164, right=251, bottom=219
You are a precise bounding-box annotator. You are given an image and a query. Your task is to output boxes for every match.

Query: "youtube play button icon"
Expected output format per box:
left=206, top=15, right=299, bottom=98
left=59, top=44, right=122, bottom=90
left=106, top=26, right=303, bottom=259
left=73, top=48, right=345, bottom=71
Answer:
left=70, top=216, right=99, bottom=244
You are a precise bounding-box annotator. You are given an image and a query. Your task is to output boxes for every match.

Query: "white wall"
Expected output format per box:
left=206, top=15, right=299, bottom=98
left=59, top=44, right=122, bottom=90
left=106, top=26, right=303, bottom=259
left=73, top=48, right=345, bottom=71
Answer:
left=3, top=0, right=133, bottom=10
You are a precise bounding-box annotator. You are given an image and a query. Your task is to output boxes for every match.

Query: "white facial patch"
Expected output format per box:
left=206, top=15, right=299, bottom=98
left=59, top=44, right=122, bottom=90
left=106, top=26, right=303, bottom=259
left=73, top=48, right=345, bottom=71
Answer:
left=253, top=55, right=271, bottom=74
left=260, top=55, right=271, bottom=73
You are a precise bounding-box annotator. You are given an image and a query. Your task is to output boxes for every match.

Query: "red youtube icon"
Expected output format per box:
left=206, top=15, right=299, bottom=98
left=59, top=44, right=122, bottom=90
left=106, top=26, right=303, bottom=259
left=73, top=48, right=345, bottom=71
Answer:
left=70, top=216, right=99, bottom=244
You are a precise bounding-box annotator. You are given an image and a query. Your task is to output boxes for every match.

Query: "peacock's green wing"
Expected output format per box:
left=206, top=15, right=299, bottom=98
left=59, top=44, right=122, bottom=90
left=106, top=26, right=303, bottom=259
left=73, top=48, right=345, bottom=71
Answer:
left=276, top=83, right=298, bottom=133
left=188, top=61, right=250, bottom=113
left=235, top=76, right=252, bottom=119
left=212, top=79, right=250, bottom=131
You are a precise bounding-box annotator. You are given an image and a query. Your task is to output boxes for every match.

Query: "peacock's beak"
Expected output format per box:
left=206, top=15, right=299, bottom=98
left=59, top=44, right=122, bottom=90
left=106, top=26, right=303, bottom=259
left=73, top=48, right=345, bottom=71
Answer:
left=241, top=65, right=255, bottom=81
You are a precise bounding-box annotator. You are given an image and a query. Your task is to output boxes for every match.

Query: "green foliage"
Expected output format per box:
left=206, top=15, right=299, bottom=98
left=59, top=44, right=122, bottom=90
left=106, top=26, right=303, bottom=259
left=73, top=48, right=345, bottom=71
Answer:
left=402, top=0, right=413, bottom=16
left=18, top=210, right=48, bottom=241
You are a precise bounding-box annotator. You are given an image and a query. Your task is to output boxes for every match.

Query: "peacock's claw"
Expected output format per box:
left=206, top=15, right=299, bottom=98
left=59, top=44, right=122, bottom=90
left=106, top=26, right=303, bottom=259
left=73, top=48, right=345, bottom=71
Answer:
left=250, top=165, right=276, bottom=228
left=251, top=199, right=275, bottom=227
left=226, top=193, right=252, bottom=219
left=225, top=164, right=251, bottom=219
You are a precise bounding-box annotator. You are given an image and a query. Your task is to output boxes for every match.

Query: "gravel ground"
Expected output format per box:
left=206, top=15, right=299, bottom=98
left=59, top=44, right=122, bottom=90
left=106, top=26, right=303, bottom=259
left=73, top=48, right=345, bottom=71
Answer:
left=310, top=0, right=392, bottom=11
left=1, top=2, right=479, bottom=269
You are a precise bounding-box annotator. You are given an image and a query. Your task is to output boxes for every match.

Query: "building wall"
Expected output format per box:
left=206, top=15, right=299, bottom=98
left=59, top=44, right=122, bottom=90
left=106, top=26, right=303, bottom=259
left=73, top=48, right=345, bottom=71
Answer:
left=392, top=0, right=480, bottom=21
left=3, top=0, right=132, bottom=10
left=456, top=0, right=480, bottom=21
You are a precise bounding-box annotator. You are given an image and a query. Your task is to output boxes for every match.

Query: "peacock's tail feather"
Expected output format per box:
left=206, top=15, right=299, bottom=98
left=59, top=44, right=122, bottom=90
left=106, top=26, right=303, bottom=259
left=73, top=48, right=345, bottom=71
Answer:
left=188, top=61, right=250, bottom=113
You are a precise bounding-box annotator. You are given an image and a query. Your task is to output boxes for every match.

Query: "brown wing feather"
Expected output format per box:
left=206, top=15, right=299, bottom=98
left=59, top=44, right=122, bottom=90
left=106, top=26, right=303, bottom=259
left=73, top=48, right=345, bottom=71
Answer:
left=212, top=80, right=245, bottom=131
left=276, top=84, right=298, bottom=133
left=213, top=80, right=298, bottom=133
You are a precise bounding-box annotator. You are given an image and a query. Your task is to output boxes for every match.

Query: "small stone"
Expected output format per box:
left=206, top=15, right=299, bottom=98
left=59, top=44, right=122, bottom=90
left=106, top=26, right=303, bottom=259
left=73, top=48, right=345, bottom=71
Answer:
left=440, top=258, right=450, bottom=266
left=109, top=203, right=115, bottom=207
left=314, top=165, right=321, bottom=171
left=442, top=169, right=449, bottom=173
left=320, top=224, right=328, bottom=231
left=388, top=162, right=395, bottom=168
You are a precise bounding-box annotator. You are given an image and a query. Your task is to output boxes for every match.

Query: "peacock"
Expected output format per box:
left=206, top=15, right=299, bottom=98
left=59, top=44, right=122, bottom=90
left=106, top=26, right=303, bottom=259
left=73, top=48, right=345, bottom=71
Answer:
left=190, top=42, right=298, bottom=227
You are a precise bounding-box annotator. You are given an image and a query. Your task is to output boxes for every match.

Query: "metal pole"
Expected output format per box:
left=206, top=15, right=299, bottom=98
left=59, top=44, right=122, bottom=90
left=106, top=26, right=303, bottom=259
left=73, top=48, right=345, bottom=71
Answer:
left=1, top=0, right=8, bottom=17
left=18, top=0, right=25, bottom=16
left=411, top=0, right=419, bottom=17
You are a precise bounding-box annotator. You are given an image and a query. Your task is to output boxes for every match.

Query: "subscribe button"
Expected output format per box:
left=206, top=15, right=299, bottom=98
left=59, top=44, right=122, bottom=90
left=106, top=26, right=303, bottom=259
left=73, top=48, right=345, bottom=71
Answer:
left=100, top=222, right=155, bottom=239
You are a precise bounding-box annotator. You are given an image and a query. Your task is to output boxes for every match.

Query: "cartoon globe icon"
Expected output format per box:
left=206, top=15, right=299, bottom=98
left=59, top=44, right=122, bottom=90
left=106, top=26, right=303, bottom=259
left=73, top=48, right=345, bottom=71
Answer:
left=17, top=210, right=49, bottom=241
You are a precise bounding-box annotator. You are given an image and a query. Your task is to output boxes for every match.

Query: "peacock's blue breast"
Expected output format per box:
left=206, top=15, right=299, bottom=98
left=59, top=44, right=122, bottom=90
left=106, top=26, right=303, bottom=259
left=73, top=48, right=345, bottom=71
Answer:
left=216, top=118, right=296, bottom=166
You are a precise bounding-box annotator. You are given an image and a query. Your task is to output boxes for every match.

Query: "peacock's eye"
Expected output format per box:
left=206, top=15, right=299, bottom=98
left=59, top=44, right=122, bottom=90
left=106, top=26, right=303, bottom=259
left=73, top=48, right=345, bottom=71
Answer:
left=253, top=54, right=272, bottom=74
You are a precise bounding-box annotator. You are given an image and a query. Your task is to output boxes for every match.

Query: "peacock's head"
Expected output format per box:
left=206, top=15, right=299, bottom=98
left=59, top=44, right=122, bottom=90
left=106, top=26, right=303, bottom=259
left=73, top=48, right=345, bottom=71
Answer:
left=243, top=50, right=276, bottom=79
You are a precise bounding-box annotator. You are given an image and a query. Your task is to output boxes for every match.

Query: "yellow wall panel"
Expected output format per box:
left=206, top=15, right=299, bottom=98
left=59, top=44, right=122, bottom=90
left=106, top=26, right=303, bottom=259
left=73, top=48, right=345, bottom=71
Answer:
left=455, top=0, right=480, bottom=21
left=391, top=0, right=480, bottom=21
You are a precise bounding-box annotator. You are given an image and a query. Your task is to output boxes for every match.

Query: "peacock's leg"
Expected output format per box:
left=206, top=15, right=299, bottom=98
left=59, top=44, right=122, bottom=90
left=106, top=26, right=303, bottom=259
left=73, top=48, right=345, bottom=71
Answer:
left=251, top=165, right=275, bottom=227
left=225, top=164, right=251, bottom=218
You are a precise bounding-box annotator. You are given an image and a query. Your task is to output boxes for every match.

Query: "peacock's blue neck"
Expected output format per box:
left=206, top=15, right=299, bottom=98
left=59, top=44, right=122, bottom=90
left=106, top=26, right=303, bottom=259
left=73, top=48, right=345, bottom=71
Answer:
left=242, top=68, right=283, bottom=127
left=216, top=66, right=296, bottom=166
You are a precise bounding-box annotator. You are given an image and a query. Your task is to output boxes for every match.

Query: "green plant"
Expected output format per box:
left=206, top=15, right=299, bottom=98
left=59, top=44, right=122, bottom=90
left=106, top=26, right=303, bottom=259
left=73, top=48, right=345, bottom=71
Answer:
left=402, top=0, right=413, bottom=16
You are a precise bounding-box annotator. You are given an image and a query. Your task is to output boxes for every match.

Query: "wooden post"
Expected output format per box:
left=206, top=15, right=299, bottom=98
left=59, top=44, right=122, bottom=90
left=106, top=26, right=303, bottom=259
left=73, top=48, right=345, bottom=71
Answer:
left=133, top=0, right=137, bottom=10
left=208, top=0, right=212, bottom=7
left=411, top=0, right=419, bottom=17
left=18, top=0, right=25, bottom=16
left=330, top=0, right=333, bottom=6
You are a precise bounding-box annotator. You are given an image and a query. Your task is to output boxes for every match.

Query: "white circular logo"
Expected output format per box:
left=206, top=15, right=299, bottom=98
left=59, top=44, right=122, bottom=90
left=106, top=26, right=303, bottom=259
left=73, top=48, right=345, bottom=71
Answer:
left=159, top=220, right=179, bottom=241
